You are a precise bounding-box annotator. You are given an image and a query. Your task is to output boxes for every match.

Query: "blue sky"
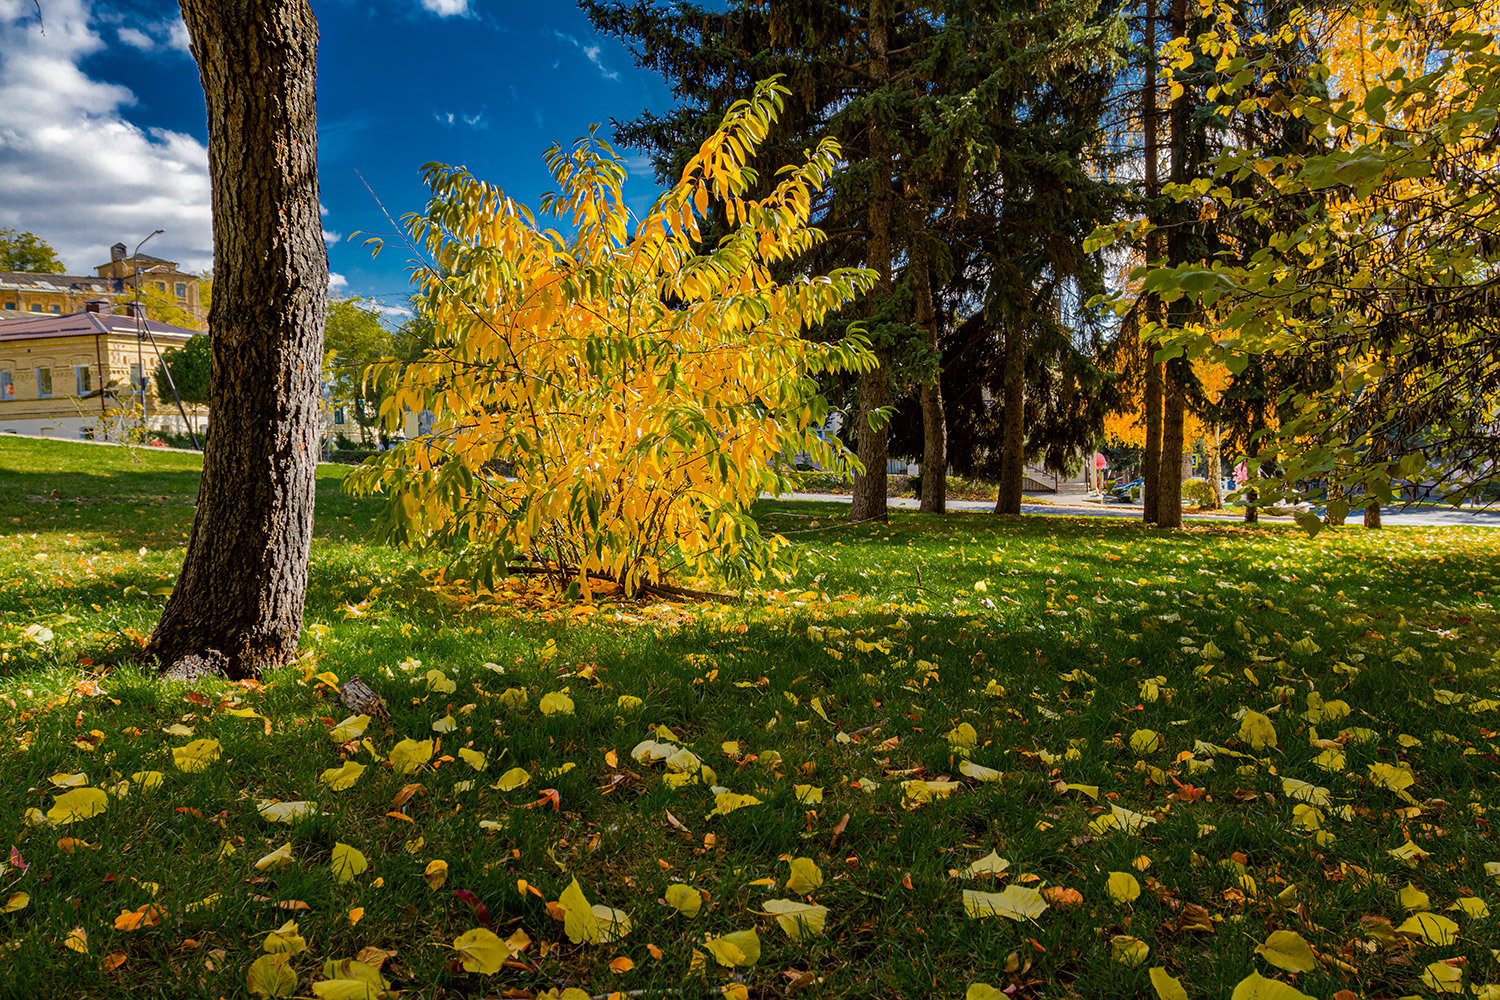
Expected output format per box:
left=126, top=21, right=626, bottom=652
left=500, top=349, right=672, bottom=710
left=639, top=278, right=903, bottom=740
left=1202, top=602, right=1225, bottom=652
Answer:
left=0, top=0, right=675, bottom=320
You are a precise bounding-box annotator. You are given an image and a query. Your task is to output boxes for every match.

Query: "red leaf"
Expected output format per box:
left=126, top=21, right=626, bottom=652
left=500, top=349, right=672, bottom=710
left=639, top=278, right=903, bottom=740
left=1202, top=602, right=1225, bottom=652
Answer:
left=453, top=889, right=490, bottom=926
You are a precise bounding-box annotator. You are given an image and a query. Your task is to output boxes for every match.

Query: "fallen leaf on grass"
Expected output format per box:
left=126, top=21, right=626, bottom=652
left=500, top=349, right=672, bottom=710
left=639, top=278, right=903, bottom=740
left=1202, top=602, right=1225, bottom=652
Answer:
left=1254, top=930, right=1318, bottom=972
left=762, top=899, right=829, bottom=940
left=246, top=953, right=296, bottom=998
left=454, top=927, right=511, bottom=974
left=963, top=885, right=1049, bottom=921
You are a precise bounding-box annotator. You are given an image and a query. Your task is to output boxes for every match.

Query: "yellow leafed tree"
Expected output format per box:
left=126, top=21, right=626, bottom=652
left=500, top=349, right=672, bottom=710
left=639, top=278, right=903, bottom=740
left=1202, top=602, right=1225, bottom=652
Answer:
left=346, top=80, right=877, bottom=598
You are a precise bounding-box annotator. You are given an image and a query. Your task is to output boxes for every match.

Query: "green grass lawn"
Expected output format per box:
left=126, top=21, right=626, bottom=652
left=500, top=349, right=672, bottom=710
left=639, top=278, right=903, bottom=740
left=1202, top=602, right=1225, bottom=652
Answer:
left=2, top=436, right=1498, bottom=1000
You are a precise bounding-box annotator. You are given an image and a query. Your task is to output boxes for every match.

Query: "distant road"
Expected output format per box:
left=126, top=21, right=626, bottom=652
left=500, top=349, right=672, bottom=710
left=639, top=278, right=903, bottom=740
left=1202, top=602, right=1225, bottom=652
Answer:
left=781, top=492, right=1500, bottom=528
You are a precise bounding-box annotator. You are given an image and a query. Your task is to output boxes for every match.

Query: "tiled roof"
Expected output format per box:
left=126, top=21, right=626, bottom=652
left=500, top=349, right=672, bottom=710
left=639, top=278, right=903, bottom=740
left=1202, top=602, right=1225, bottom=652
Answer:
left=0, top=270, right=123, bottom=294
left=0, top=311, right=198, bottom=343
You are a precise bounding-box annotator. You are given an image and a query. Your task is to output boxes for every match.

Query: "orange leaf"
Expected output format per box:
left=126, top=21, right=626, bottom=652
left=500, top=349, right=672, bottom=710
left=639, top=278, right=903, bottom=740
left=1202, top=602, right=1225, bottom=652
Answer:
left=646, top=944, right=663, bottom=960
left=385, top=811, right=415, bottom=823
left=348, top=907, right=365, bottom=926
left=101, top=952, right=127, bottom=971
left=605, top=749, right=619, bottom=768
left=609, top=957, right=635, bottom=973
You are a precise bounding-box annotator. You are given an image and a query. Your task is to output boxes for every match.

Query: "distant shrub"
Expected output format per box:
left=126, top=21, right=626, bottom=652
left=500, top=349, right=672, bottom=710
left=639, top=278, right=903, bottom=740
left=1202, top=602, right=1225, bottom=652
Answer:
left=1182, top=477, right=1216, bottom=509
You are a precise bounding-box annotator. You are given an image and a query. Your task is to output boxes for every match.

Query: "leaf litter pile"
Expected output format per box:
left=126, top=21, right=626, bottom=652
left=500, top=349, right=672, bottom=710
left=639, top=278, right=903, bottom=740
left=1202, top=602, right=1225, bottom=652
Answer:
left=2, top=441, right=1500, bottom=998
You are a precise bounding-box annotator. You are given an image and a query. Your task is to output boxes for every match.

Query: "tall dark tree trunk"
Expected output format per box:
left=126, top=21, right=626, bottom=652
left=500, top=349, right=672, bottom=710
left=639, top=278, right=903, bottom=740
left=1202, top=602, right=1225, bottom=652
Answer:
left=850, top=0, right=893, bottom=524
left=1364, top=500, right=1381, bottom=528
left=994, top=318, right=1027, bottom=515
left=1142, top=363, right=1162, bottom=523
left=146, top=0, right=327, bottom=681
left=913, top=239, right=945, bottom=513
left=1140, top=0, right=1163, bottom=526
left=1157, top=360, right=1185, bottom=528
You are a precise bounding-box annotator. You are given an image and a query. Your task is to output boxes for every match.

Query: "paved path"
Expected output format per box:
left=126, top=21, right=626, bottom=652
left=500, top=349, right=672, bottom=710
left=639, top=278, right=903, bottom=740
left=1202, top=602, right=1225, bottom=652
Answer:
left=781, top=492, right=1500, bottom=528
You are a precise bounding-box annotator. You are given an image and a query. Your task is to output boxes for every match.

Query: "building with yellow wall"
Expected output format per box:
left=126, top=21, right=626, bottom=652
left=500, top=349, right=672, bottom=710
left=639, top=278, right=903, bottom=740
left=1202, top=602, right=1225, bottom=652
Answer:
left=0, top=242, right=204, bottom=329
left=0, top=300, right=206, bottom=440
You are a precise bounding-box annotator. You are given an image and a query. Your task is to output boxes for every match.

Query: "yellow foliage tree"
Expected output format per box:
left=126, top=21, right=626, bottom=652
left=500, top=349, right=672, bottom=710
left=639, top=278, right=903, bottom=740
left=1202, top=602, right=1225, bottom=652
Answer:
left=346, top=80, right=877, bottom=598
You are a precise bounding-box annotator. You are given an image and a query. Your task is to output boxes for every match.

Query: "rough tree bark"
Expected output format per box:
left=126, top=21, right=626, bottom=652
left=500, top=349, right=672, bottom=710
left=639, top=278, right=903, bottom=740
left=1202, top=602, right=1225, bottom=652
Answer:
left=913, top=238, right=946, bottom=513
left=850, top=0, right=893, bottom=524
left=145, top=0, right=328, bottom=681
left=1364, top=501, right=1381, bottom=528
left=1140, top=0, right=1163, bottom=526
left=993, top=317, right=1027, bottom=515
left=1157, top=359, right=1186, bottom=529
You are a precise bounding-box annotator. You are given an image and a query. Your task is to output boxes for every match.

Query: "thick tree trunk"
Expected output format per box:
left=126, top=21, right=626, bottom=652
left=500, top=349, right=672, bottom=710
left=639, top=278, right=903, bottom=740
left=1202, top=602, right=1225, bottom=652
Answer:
left=994, top=319, right=1027, bottom=515
left=146, top=0, right=327, bottom=681
left=913, top=241, right=946, bottom=513
left=1140, top=0, right=1162, bottom=526
left=1142, top=363, right=1162, bottom=523
left=1364, top=500, right=1381, bottom=528
left=1206, top=422, right=1222, bottom=508
left=850, top=0, right=894, bottom=524
left=1157, top=360, right=1185, bottom=529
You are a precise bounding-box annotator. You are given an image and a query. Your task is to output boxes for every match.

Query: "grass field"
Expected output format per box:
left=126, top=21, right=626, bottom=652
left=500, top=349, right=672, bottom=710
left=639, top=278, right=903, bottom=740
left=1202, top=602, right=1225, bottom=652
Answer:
left=2, top=436, right=1498, bottom=1000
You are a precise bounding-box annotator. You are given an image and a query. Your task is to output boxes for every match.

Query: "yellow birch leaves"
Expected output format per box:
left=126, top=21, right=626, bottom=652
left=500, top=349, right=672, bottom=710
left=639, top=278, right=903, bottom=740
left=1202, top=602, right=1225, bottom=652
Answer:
left=348, top=79, right=875, bottom=598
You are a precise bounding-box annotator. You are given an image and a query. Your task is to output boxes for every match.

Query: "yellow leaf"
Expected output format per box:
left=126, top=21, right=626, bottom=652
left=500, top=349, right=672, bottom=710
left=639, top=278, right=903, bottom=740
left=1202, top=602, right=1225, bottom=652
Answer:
left=1388, top=840, right=1429, bottom=866
left=1238, top=710, right=1277, bottom=749
left=130, top=770, right=165, bottom=792
left=762, top=898, right=829, bottom=940
left=424, top=859, right=449, bottom=890
left=263, top=920, right=307, bottom=955
left=1254, top=930, right=1318, bottom=972
left=454, top=927, right=511, bottom=974
left=457, top=747, right=487, bottom=771
left=319, top=760, right=367, bottom=791
left=431, top=715, right=457, bottom=733
left=703, top=928, right=760, bottom=967
left=257, top=800, right=319, bottom=823
left=246, top=953, right=297, bottom=998
left=707, top=792, right=761, bottom=818
left=1111, top=935, right=1149, bottom=966
left=959, top=759, right=1002, bottom=782
left=172, top=738, right=222, bottom=773
left=255, top=843, right=295, bottom=871
left=62, top=926, right=88, bottom=955
left=963, top=885, right=1049, bottom=921
left=1107, top=871, right=1141, bottom=904
left=961, top=851, right=1011, bottom=879
left=1396, top=912, right=1459, bottom=945
left=492, top=767, right=531, bottom=791
left=1149, top=967, right=1189, bottom=1000
left=1422, top=961, right=1465, bottom=994
left=328, top=714, right=370, bottom=741
left=793, top=784, right=823, bottom=804
left=947, top=723, right=979, bottom=750
left=388, top=738, right=434, bottom=775
left=785, top=857, right=823, bottom=893
left=47, top=787, right=109, bottom=825
left=1229, top=972, right=1316, bottom=1000
left=1451, top=896, right=1490, bottom=918
left=1130, top=729, right=1161, bottom=754
left=665, top=884, right=702, bottom=917
left=539, top=691, right=575, bottom=716
left=4, top=892, right=29, bottom=913
left=968, top=986, right=1007, bottom=1000
left=48, top=772, right=88, bottom=788
left=1397, top=883, right=1430, bottom=912
left=331, top=842, right=368, bottom=884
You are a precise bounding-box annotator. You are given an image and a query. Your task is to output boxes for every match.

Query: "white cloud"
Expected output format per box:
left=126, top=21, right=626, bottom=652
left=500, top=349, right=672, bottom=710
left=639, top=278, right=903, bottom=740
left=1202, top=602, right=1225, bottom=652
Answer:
left=369, top=301, right=412, bottom=319
left=116, top=26, right=153, bottom=50
left=323, top=229, right=342, bottom=244
left=624, top=153, right=656, bottom=179
left=419, top=0, right=469, bottom=16
left=434, top=108, right=487, bottom=130
left=113, top=17, right=191, bottom=55
left=329, top=272, right=349, bottom=292
left=0, top=0, right=212, bottom=272
left=551, top=29, right=618, bottom=82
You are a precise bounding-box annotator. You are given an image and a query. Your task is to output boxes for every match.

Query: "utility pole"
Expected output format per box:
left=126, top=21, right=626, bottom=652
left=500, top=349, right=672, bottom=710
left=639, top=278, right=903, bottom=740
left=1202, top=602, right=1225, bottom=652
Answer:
left=133, top=229, right=164, bottom=438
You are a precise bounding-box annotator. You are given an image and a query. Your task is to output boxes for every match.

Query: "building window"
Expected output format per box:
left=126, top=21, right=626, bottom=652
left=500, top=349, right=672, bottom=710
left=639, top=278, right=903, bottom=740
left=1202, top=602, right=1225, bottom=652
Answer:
left=75, top=365, right=91, bottom=395
left=80, top=427, right=95, bottom=441
left=0, top=371, right=12, bottom=400
left=156, top=281, right=166, bottom=293
left=130, top=363, right=144, bottom=392
left=30, top=304, right=41, bottom=312
left=175, top=283, right=187, bottom=298
left=35, top=367, right=51, bottom=397
left=50, top=305, right=60, bottom=314
left=3, top=302, right=14, bottom=310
